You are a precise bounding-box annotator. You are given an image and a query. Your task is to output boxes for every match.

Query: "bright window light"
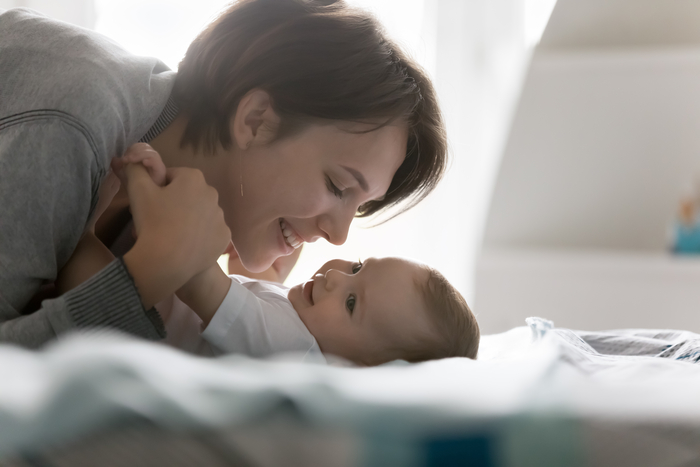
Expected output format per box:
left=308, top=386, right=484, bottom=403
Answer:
left=95, top=0, right=430, bottom=72
left=95, top=0, right=231, bottom=70
left=524, top=0, right=557, bottom=46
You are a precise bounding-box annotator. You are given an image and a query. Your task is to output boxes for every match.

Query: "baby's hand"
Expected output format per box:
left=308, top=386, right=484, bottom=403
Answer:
left=112, top=143, right=167, bottom=187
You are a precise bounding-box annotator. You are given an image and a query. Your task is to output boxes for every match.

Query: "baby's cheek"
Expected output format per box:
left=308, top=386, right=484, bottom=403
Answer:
left=304, top=314, right=331, bottom=345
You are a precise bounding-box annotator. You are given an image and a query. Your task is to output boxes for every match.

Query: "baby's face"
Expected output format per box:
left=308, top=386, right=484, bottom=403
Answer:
left=287, top=257, right=433, bottom=365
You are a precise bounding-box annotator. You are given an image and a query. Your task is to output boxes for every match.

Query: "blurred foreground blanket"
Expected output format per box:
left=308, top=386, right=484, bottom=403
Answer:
left=1, top=318, right=699, bottom=467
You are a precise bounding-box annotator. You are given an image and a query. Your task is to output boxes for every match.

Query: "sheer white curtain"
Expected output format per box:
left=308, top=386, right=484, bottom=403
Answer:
left=302, top=0, right=551, bottom=301
left=271, top=0, right=552, bottom=301
left=7, top=0, right=555, bottom=302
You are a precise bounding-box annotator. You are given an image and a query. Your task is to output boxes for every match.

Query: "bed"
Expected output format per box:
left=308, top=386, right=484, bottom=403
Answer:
left=1, top=318, right=699, bottom=467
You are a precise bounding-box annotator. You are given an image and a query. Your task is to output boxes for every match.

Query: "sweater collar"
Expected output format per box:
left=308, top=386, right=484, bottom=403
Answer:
left=139, top=96, right=179, bottom=143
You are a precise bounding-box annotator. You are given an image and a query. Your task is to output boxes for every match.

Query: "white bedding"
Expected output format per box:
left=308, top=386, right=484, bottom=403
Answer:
left=1, top=318, right=700, bottom=466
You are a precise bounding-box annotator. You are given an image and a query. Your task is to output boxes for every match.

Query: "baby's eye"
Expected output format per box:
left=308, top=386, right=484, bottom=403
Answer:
left=351, top=260, right=363, bottom=274
left=346, top=294, right=356, bottom=314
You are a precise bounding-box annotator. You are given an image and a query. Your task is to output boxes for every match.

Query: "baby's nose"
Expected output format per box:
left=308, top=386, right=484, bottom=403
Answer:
left=323, top=269, right=345, bottom=289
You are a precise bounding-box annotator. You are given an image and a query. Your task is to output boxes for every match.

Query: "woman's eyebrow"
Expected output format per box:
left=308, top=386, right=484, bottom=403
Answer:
left=340, top=166, right=368, bottom=192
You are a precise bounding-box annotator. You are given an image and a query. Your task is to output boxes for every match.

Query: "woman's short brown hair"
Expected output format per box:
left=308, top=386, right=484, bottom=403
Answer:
left=174, top=0, right=447, bottom=218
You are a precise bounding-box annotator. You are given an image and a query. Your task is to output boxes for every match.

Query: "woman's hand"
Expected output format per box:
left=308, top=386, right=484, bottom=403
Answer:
left=121, top=148, right=231, bottom=309
left=85, top=170, right=121, bottom=233
left=56, top=231, right=116, bottom=294
left=60, top=145, right=172, bottom=299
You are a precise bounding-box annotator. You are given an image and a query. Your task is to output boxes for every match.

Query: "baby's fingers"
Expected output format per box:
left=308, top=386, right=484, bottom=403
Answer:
left=123, top=143, right=159, bottom=162
left=119, top=143, right=167, bottom=186
left=142, top=157, right=167, bottom=187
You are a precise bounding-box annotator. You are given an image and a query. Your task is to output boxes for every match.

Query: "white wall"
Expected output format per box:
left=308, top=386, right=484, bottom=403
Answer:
left=539, top=0, right=700, bottom=49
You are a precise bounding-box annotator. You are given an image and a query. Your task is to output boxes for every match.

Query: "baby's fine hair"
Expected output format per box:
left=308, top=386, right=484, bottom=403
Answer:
left=404, top=268, right=480, bottom=362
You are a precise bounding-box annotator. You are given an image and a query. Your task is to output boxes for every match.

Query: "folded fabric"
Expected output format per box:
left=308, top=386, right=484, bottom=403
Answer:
left=1, top=320, right=699, bottom=467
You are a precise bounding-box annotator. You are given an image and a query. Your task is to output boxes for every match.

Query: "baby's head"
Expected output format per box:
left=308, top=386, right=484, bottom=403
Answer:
left=287, top=257, right=479, bottom=366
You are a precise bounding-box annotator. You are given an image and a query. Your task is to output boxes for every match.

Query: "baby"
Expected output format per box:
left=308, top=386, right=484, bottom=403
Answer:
left=172, top=253, right=480, bottom=365
left=59, top=152, right=480, bottom=366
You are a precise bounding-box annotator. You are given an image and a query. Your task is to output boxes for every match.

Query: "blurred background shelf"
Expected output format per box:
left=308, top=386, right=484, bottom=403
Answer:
left=475, top=0, right=700, bottom=334
left=476, top=248, right=700, bottom=333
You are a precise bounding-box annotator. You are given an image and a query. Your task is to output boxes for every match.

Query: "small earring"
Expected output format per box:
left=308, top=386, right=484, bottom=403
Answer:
left=239, top=154, right=244, bottom=197
left=240, top=141, right=251, bottom=197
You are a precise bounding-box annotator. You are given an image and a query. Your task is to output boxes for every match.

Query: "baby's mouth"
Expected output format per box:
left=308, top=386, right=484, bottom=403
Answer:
left=303, top=280, right=315, bottom=305
left=280, top=218, right=303, bottom=249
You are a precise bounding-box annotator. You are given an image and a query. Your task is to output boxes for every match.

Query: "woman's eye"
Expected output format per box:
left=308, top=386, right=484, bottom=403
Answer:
left=326, top=176, right=343, bottom=199
left=346, top=294, right=356, bottom=314
left=351, top=261, right=363, bottom=274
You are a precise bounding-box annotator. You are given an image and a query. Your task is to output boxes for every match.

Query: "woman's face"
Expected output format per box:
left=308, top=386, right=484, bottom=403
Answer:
left=212, top=122, right=408, bottom=273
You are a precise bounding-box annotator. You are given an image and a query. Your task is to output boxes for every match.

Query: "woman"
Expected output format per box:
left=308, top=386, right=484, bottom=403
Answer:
left=0, top=0, right=446, bottom=347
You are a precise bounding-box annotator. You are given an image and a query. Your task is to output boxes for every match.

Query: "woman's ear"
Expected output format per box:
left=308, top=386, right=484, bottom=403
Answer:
left=231, top=89, right=281, bottom=150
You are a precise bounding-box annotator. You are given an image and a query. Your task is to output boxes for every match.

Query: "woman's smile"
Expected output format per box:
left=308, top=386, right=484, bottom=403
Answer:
left=279, top=218, right=303, bottom=249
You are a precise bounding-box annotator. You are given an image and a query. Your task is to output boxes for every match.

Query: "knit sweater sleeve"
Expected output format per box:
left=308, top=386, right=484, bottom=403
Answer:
left=0, top=116, right=164, bottom=348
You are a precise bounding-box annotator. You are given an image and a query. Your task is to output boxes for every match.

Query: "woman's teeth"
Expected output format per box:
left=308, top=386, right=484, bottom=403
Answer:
left=280, top=219, right=303, bottom=249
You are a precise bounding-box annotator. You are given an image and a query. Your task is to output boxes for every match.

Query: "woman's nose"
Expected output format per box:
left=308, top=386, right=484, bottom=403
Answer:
left=318, top=204, right=357, bottom=246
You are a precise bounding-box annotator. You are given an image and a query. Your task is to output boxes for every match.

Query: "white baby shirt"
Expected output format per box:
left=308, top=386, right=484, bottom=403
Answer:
left=157, top=275, right=324, bottom=363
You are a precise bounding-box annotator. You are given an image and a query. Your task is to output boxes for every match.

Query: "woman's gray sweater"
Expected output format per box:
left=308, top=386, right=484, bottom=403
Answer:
left=0, top=8, right=177, bottom=346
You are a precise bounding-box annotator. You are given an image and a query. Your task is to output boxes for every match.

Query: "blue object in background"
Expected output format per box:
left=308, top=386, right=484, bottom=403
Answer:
left=673, top=221, right=700, bottom=254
